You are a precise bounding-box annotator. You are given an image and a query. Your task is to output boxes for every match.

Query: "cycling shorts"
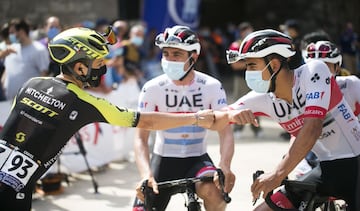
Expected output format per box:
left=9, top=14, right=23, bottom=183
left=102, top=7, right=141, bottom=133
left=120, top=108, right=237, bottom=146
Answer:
left=269, top=155, right=360, bottom=211
left=133, top=153, right=216, bottom=211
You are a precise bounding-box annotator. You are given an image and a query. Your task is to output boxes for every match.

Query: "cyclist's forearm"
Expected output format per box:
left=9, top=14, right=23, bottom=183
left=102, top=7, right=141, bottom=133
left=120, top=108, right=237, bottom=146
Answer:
left=209, top=110, right=230, bottom=131
left=218, top=125, right=234, bottom=169
left=275, top=118, right=322, bottom=179
left=136, top=110, right=214, bottom=130
left=134, top=131, right=153, bottom=178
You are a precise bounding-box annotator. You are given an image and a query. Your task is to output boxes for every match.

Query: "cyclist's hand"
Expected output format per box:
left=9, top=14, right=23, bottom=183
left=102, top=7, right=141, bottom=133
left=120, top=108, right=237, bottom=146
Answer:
left=148, top=177, right=159, bottom=194
left=214, top=169, right=236, bottom=193
left=196, top=109, right=215, bottom=128
left=229, top=109, right=259, bottom=127
left=136, top=177, right=159, bottom=202
left=223, top=169, right=236, bottom=193
left=251, top=171, right=282, bottom=201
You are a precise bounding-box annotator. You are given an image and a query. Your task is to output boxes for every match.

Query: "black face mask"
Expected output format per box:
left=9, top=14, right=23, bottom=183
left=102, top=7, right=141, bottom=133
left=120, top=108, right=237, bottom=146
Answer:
left=87, top=65, right=107, bottom=87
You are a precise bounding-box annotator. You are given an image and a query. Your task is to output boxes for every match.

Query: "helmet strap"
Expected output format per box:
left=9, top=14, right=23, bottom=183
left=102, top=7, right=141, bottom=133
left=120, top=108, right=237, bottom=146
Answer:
left=334, top=63, right=340, bottom=77
left=64, top=60, right=94, bottom=88
left=264, top=57, right=284, bottom=93
left=179, top=54, right=195, bottom=81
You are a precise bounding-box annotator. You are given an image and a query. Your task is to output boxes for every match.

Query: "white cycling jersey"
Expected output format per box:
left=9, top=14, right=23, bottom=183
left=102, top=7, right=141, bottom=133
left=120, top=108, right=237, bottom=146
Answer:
left=336, top=75, right=360, bottom=119
left=229, top=60, right=360, bottom=161
left=138, top=71, right=228, bottom=157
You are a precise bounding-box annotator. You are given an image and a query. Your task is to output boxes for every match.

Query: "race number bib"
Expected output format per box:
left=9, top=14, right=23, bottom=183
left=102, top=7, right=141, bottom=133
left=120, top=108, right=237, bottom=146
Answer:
left=0, top=142, right=39, bottom=191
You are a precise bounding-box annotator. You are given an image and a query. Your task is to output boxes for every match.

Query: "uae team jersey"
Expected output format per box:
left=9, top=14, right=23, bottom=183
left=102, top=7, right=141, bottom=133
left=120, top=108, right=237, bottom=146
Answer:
left=138, top=71, right=227, bottom=158
left=0, top=77, right=139, bottom=192
left=229, top=60, right=360, bottom=162
left=336, top=75, right=360, bottom=118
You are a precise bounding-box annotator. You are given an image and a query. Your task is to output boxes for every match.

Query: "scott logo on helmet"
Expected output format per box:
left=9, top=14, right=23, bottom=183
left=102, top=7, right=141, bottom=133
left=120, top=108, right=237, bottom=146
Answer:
left=68, top=37, right=101, bottom=59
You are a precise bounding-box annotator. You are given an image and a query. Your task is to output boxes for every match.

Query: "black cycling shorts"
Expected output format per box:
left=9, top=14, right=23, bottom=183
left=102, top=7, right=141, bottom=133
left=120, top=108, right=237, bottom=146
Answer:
left=277, top=155, right=360, bottom=211
left=133, top=153, right=215, bottom=211
left=0, top=182, right=34, bottom=211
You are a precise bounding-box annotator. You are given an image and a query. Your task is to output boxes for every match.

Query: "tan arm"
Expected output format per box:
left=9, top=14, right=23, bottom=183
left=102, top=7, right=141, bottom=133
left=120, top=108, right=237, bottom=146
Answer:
left=136, top=109, right=215, bottom=130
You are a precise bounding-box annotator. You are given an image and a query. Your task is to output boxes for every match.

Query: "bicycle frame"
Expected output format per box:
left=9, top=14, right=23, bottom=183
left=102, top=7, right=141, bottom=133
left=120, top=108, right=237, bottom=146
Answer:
left=253, top=170, right=347, bottom=211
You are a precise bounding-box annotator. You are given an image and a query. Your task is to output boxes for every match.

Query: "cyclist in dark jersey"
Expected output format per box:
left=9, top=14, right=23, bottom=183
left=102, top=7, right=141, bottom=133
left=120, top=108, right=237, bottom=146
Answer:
left=0, top=27, right=216, bottom=211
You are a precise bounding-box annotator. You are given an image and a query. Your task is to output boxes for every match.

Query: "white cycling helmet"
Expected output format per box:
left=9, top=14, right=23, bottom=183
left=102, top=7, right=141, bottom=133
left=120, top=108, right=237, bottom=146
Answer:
left=155, top=25, right=201, bottom=54
left=227, top=29, right=296, bottom=64
left=305, top=41, right=342, bottom=66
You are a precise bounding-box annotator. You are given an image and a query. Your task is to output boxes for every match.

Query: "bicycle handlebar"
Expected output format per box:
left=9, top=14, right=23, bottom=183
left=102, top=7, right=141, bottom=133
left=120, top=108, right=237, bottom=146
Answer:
left=156, top=175, right=213, bottom=189
left=141, top=168, right=231, bottom=210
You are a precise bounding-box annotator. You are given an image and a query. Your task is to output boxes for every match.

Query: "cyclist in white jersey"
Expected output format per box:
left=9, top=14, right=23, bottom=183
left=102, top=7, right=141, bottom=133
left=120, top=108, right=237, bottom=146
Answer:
left=292, top=40, right=360, bottom=177
left=133, top=25, right=235, bottom=211
left=224, top=29, right=360, bottom=211
left=305, top=40, right=360, bottom=119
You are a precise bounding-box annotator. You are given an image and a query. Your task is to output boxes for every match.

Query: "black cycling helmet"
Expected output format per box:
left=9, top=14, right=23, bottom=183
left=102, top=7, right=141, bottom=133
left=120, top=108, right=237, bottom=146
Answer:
left=305, top=41, right=342, bottom=66
left=155, top=25, right=201, bottom=54
left=48, top=27, right=109, bottom=65
left=227, top=29, right=296, bottom=64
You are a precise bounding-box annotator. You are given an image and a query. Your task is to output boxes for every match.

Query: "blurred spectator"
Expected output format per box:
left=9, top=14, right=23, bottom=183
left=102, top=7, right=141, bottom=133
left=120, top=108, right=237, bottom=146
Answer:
left=238, top=21, right=253, bottom=40
left=197, top=26, right=221, bottom=77
left=119, top=23, right=145, bottom=87
left=339, top=22, right=359, bottom=76
left=0, top=22, right=12, bottom=101
left=108, top=54, right=140, bottom=161
left=231, top=22, right=254, bottom=100
left=95, top=17, right=110, bottom=34
left=39, top=16, right=62, bottom=76
left=112, top=20, right=129, bottom=48
left=279, top=19, right=304, bottom=69
left=141, top=27, right=162, bottom=81
left=3, top=18, right=49, bottom=100
left=104, top=20, right=129, bottom=88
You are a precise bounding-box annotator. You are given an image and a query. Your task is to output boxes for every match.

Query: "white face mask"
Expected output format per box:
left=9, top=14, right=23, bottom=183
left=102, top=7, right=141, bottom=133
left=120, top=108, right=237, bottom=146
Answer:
left=161, top=56, right=191, bottom=80
left=131, top=36, right=144, bottom=46
left=9, top=33, right=18, bottom=43
left=245, top=62, right=272, bottom=93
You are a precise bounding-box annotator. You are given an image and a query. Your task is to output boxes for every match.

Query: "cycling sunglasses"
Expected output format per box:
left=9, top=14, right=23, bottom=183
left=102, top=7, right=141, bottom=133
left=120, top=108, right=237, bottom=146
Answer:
left=306, top=42, right=332, bottom=59
left=226, top=49, right=242, bottom=64
left=102, top=25, right=117, bottom=45
left=155, top=33, right=184, bottom=46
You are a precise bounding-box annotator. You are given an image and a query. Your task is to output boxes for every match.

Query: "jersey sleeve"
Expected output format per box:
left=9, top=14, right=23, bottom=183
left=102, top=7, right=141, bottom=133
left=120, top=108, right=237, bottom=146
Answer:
left=228, top=91, right=272, bottom=117
left=209, top=80, right=228, bottom=110
left=348, top=76, right=360, bottom=117
left=301, top=60, right=333, bottom=119
left=137, top=81, right=158, bottom=112
left=69, top=83, right=139, bottom=127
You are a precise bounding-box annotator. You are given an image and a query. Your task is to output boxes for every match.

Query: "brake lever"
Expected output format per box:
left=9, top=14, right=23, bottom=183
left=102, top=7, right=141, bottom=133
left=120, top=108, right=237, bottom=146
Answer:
left=216, top=169, right=232, bottom=203
left=252, top=170, right=264, bottom=206
left=141, top=180, right=154, bottom=211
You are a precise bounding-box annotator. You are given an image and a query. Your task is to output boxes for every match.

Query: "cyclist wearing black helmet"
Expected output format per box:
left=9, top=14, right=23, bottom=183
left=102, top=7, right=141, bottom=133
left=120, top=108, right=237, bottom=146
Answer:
left=0, top=27, right=216, bottom=211
left=133, top=25, right=235, bottom=211
left=224, top=29, right=360, bottom=211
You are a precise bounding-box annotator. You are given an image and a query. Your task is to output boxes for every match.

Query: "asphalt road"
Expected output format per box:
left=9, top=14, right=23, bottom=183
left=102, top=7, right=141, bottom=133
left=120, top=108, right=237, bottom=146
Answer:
left=32, top=117, right=289, bottom=211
